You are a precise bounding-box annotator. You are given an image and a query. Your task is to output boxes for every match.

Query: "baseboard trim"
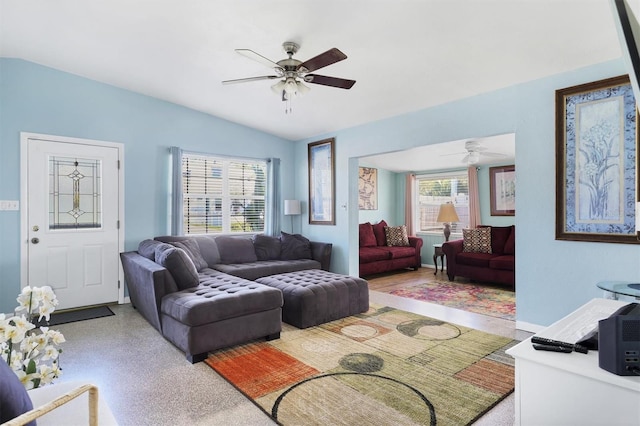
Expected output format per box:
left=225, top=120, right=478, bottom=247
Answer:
left=515, top=320, right=544, bottom=333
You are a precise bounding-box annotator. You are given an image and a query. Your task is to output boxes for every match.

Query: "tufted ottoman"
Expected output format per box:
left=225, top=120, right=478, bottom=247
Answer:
left=256, top=269, right=369, bottom=328
left=160, top=269, right=283, bottom=363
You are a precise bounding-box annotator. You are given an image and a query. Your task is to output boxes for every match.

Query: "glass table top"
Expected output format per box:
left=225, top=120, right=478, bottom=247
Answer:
left=596, top=281, right=640, bottom=298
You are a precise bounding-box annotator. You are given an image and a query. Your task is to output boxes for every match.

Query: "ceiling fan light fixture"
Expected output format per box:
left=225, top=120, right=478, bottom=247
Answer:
left=271, top=80, right=286, bottom=94
left=467, top=151, right=481, bottom=164
left=284, top=78, right=298, bottom=96
left=296, top=81, right=310, bottom=96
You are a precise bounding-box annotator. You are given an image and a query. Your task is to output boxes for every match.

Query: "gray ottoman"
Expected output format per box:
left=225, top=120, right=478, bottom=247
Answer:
left=256, top=269, right=369, bottom=328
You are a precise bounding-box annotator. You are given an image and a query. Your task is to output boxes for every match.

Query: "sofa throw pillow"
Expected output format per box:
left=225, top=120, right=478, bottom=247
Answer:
left=192, top=236, right=221, bottom=266
left=372, top=220, right=388, bottom=246
left=462, top=227, right=492, bottom=254
left=155, top=246, right=199, bottom=290
left=279, top=232, right=312, bottom=260
left=252, top=234, right=282, bottom=260
left=138, top=239, right=162, bottom=260
left=359, top=222, right=377, bottom=247
left=0, top=359, right=36, bottom=426
left=170, top=239, right=208, bottom=271
left=216, top=236, right=258, bottom=264
left=385, top=225, right=410, bottom=247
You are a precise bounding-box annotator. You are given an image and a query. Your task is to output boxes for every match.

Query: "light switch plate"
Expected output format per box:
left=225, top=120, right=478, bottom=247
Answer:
left=0, top=200, right=20, bottom=211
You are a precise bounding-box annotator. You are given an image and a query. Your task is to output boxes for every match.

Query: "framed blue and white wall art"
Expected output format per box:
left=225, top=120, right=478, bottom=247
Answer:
left=555, top=74, right=639, bottom=244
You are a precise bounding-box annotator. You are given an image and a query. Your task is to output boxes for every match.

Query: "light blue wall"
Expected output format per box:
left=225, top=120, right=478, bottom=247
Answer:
left=0, top=59, right=294, bottom=313
left=3, top=58, right=639, bottom=328
left=295, top=58, right=640, bottom=328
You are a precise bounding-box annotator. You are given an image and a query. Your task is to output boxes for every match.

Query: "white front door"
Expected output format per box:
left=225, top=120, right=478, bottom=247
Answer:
left=22, top=134, right=123, bottom=310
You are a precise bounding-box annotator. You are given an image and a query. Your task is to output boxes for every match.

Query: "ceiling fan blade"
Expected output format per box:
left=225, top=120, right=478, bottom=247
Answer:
left=306, top=74, right=355, bottom=89
left=300, top=48, right=347, bottom=72
left=222, top=75, right=280, bottom=85
left=235, top=49, right=281, bottom=70
left=481, top=152, right=508, bottom=158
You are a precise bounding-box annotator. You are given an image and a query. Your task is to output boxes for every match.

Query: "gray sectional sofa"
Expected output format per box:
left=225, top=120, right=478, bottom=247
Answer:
left=120, top=232, right=333, bottom=363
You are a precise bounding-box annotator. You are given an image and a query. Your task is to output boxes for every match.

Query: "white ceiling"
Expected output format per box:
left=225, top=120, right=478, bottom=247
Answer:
left=361, top=133, right=516, bottom=172
left=0, top=0, right=632, bottom=143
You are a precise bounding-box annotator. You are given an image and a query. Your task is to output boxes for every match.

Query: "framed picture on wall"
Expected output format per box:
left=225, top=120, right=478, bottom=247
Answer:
left=555, top=75, right=639, bottom=244
left=489, top=165, right=515, bottom=216
left=358, top=167, right=377, bottom=210
left=308, top=138, right=335, bottom=225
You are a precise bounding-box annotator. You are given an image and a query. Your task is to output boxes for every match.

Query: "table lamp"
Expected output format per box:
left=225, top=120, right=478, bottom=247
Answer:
left=436, top=202, right=459, bottom=241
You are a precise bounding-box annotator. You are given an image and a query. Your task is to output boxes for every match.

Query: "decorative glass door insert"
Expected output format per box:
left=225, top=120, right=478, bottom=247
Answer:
left=49, top=156, right=102, bottom=229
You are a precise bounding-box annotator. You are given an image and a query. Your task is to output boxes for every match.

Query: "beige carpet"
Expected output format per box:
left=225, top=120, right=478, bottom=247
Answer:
left=206, top=305, right=517, bottom=426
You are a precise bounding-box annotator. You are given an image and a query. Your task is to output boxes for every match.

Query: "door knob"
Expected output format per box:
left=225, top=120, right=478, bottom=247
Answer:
left=31, top=238, right=39, bottom=244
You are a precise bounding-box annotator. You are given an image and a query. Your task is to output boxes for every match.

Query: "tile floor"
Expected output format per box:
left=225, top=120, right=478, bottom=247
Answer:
left=49, top=287, right=530, bottom=425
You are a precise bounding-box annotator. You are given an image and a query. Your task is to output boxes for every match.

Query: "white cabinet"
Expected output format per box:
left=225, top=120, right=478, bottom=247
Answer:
left=506, top=298, right=640, bottom=426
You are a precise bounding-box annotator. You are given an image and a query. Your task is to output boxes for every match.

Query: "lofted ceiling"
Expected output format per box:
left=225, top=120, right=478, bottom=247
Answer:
left=0, top=0, right=632, bottom=142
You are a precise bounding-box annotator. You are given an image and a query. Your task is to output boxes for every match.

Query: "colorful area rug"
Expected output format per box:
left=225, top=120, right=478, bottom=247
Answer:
left=205, top=305, right=516, bottom=426
left=389, top=280, right=515, bottom=321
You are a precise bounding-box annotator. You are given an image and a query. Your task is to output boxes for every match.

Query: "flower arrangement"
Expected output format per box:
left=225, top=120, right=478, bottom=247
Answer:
left=1, top=286, right=65, bottom=389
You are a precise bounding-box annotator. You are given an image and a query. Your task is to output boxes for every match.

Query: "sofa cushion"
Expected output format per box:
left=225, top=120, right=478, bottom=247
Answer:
left=504, top=227, right=515, bottom=255
left=171, top=239, right=208, bottom=271
left=463, top=228, right=492, bottom=253
left=279, top=232, right=312, bottom=260
left=386, top=246, right=416, bottom=259
left=161, top=269, right=283, bottom=326
left=0, top=359, right=36, bottom=426
left=456, top=252, right=494, bottom=268
left=385, top=225, right=409, bottom=247
left=216, top=236, right=258, bottom=264
left=252, top=234, right=282, bottom=260
left=155, top=246, right=199, bottom=290
left=359, top=247, right=392, bottom=263
left=480, top=225, right=512, bottom=255
left=489, top=255, right=515, bottom=271
left=213, top=259, right=321, bottom=281
left=372, top=220, right=388, bottom=246
left=138, top=239, right=161, bottom=260
left=359, top=222, right=377, bottom=247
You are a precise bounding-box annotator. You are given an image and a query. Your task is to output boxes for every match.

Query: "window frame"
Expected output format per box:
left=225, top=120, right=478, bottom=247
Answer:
left=414, top=170, right=469, bottom=237
left=179, top=151, right=268, bottom=235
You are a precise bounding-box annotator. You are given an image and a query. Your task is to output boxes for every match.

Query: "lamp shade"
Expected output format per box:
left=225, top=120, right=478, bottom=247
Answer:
left=284, top=199, right=301, bottom=215
left=436, top=203, right=459, bottom=223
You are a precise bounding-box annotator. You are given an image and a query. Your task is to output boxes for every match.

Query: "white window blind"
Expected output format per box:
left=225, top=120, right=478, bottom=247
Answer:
left=181, top=152, right=267, bottom=234
left=416, top=171, right=469, bottom=233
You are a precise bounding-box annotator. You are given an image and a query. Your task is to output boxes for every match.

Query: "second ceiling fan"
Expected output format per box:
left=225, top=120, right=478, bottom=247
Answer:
left=222, top=42, right=356, bottom=104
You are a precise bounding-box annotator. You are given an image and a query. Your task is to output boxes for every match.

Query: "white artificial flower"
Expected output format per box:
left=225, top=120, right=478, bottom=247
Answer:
left=15, top=370, right=38, bottom=390
left=41, top=345, right=59, bottom=361
left=2, top=286, right=64, bottom=389
left=47, top=329, right=66, bottom=345
left=11, top=315, right=35, bottom=338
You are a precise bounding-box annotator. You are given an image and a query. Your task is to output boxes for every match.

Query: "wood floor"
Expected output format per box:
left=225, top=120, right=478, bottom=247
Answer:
left=365, top=266, right=489, bottom=293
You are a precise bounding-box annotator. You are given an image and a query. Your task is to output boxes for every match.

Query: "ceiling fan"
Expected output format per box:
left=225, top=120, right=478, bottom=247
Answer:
left=222, top=42, right=356, bottom=107
left=442, top=140, right=507, bottom=165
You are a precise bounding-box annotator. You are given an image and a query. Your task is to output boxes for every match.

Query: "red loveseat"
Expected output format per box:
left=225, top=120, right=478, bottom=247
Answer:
left=441, top=225, right=515, bottom=287
left=358, top=220, right=423, bottom=276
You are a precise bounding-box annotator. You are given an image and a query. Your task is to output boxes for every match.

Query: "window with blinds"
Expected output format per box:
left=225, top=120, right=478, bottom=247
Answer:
left=181, top=153, right=267, bottom=234
left=416, top=171, right=469, bottom=233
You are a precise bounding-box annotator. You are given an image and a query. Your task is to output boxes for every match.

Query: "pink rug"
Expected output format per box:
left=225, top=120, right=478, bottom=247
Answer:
left=389, top=280, right=515, bottom=320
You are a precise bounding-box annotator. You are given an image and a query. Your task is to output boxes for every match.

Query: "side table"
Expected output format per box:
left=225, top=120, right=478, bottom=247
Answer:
left=433, top=244, right=444, bottom=275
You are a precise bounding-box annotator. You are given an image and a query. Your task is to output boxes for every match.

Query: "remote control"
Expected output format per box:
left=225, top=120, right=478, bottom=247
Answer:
left=532, top=343, right=573, bottom=353
left=531, top=336, right=573, bottom=348
left=531, top=336, right=589, bottom=354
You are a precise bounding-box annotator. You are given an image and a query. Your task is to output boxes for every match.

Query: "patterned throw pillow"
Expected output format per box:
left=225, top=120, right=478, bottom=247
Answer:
left=385, top=225, right=410, bottom=247
left=462, top=227, right=492, bottom=253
